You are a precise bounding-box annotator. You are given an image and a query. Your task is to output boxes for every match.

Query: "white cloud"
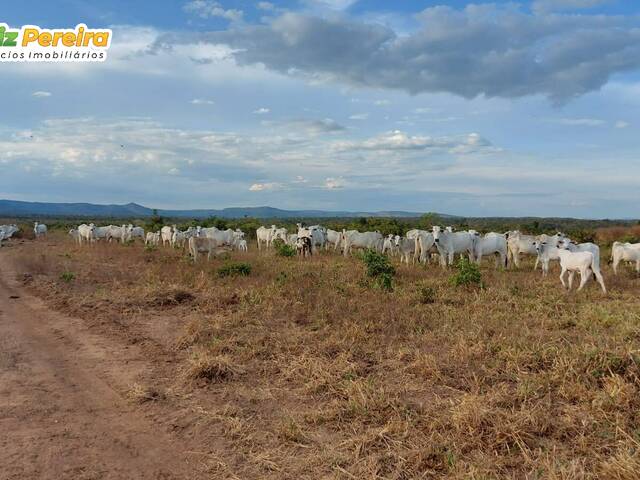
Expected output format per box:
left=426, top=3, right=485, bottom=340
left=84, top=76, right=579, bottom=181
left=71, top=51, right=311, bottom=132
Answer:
left=373, top=99, right=390, bottom=106
left=183, top=0, right=243, bottom=22
left=348, top=113, right=368, bottom=120
left=257, top=2, right=275, bottom=10
left=253, top=107, right=270, bottom=114
left=532, top=0, right=613, bottom=13
left=249, top=182, right=279, bottom=191
left=615, top=120, right=630, bottom=129
left=324, top=177, right=346, bottom=189
left=303, top=0, right=358, bottom=10
left=32, top=91, right=52, bottom=98
left=190, top=98, right=215, bottom=105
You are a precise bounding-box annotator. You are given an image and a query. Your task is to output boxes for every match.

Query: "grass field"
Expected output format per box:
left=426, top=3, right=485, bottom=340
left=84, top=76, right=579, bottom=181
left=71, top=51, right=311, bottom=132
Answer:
left=9, top=231, right=640, bottom=479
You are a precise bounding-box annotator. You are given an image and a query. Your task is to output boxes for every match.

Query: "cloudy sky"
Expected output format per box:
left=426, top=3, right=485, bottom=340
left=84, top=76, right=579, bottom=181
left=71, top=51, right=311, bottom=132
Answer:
left=2, top=0, right=639, bottom=217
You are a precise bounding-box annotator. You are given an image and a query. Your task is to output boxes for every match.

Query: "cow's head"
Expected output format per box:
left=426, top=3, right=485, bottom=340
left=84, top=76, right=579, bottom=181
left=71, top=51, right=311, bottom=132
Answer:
left=432, top=225, right=442, bottom=243
left=394, top=235, right=401, bottom=247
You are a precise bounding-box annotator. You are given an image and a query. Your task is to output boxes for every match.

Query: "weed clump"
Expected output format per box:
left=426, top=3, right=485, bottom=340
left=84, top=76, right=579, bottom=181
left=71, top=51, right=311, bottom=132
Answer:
left=272, top=238, right=296, bottom=257
left=449, top=257, right=483, bottom=288
left=218, top=262, right=252, bottom=278
left=360, top=249, right=395, bottom=292
left=59, top=271, right=75, bottom=282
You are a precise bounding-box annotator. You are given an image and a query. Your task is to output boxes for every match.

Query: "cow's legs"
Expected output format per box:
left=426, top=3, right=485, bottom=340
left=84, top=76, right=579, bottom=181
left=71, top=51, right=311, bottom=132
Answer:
left=593, top=269, right=607, bottom=293
left=559, top=268, right=568, bottom=290
left=577, top=269, right=590, bottom=291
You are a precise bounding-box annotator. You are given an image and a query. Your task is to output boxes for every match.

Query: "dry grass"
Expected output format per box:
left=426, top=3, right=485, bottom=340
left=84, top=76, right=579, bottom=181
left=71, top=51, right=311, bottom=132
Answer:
left=9, top=231, right=640, bottom=479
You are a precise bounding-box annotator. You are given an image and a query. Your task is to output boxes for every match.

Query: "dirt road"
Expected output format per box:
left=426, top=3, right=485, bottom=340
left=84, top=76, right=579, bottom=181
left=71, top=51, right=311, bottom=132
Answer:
left=0, top=254, right=204, bottom=480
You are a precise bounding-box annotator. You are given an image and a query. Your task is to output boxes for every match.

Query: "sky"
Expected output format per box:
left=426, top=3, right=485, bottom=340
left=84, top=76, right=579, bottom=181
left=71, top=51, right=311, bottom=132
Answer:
left=1, top=0, right=639, bottom=218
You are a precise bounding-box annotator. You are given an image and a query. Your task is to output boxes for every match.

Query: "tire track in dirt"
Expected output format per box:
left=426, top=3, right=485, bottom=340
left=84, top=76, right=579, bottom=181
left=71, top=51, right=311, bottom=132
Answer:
left=0, top=253, right=206, bottom=479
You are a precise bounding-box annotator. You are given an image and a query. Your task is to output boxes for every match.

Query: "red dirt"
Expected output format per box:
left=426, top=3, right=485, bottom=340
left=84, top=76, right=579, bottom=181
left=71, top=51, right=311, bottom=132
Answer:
left=0, top=252, right=208, bottom=479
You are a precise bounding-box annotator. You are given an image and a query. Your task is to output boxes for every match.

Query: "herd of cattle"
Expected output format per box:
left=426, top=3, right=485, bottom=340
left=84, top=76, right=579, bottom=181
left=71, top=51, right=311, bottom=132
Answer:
left=2, top=221, right=640, bottom=293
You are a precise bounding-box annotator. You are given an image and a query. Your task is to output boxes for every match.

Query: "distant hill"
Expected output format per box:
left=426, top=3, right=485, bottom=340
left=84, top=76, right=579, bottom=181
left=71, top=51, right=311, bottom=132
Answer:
left=0, top=199, right=442, bottom=219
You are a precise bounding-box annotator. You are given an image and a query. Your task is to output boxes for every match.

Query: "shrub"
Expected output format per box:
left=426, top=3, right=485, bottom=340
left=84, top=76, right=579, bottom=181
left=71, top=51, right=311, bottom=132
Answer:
left=273, top=238, right=296, bottom=257
left=418, top=285, right=436, bottom=304
left=59, top=271, right=75, bottom=282
left=449, top=258, right=483, bottom=288
left=360, top=249, right=395, bottom=292
left=218, top=262, right=252, bottom=278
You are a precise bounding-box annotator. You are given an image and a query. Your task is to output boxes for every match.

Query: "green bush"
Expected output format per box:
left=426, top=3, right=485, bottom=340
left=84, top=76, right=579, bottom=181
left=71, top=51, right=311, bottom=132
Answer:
left=360, top=249, right=395, bottom=292
left=59, top=271, right=75, bottom=282
left=449, top=258, right=483, bottom=288
left=418, top=285, right=436, bottom=304
left=273, top=238, right=296, bottom=257
left=217, top=262, right=252, bottom=278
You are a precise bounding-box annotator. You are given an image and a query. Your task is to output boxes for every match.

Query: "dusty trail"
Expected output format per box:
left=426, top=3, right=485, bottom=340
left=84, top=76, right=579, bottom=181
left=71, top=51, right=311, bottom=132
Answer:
left=0, top=253, right=203, bottom=480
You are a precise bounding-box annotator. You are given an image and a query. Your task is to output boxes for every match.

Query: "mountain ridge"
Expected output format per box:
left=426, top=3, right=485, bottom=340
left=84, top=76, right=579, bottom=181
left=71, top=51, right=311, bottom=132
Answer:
left=0, top=199, right=443, bottom=219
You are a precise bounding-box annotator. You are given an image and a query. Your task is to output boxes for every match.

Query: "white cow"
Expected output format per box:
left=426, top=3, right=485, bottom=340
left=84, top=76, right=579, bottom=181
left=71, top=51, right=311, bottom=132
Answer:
left=77, top=224, right=95, bottom=244
left=256, top=225, right=287, bottom=250
left=506, top=231, right=539, bottom=269
left=534, top=241, right=561, bottom=277
left=237, top=239, right=248, bottom=252
left=341, top=230, right=383, bottom=256
left=432, top=226, right=475, bottom=267
left=126, top=225, right=145, bottom=242
left=557, top=240, right=606, bottom=293
left=325, top=229, right=342, bottom=251
left=286, top=233, right=298, bottom=246
left=145, top=231, right=161, bottom=246
left=611, top=241, right=640, bottom=275
left=92, top=225, right=112, bottom=242
left=414, top=231, right=437, bottom=264
left=382, top=234, right=396, bottom=255
left=171, top=229, right=187, bottom=248
left=473, top=232, right=508, bottom=268
left=68, top=229, right=81, bottom=244
left=0, top=224, right=19, bottom=242
left=188, top=237, right=218, bottom=262
left=202, top=227, right=244, bottom=249
left=33, top=222, right=47, bottom=238
left=394, top=236, right=415, bottom=265
left=161, top=225, right=175, bottom=247
left=566, top=241, right=601, bottom=272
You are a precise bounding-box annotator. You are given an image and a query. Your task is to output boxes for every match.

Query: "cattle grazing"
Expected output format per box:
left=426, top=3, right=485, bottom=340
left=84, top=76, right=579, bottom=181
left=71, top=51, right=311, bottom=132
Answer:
left=394, top=236, right=415, bottom=264
left=341, top=230, right=383, bottom=257
left=161, top=226, right=174, bottom=247
left=432, top=226, right=475, bottom=267
left=0, top=224, right=19, bottom=244
left=506, top=231, right=539, bottom=269
left=382, top=234, right=396, bottom=255
left=474, top=232, right=508, bottom=268
left=126, top=225, right=145, bottom=242
left=77, top=224, right=95, bottom=244
left=145, top=231, right=161, bottom=246
left=296, top=236, right=313, bottom=257
left=297, top=224, right=326, bottom=253
left=238, top=239, right=248, bottom=252
left=188, top=236, right=218, bottom=262
left=256, top=225, right=287, bottom=250
left=557, top=239, right=606, bottom=293
left=68, top=229, right=81, bottom=244
left=325, top=229, right=342, bottom=251
left=611, top=241, right=640, bottom=275
left=33, top=222, right=48, bottom=238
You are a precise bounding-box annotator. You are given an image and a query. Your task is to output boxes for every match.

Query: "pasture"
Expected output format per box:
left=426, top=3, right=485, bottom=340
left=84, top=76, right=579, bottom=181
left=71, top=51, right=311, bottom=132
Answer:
left=4, top=229, right=640, bottom=479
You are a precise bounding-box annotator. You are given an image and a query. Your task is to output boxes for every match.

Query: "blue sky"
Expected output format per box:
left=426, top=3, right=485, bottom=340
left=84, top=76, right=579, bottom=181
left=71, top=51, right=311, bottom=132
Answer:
left=1, top=0, right=639, bottom=217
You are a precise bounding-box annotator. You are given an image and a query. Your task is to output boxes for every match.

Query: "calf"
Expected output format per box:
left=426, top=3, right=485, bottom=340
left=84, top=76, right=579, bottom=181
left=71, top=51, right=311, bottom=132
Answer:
left=394, top=236, right=415, bottom=265
left=296, top=236, right=313, bottom=257
left=237, top=239, right=248, bottom=252
left=557, top=240, right=606, bottom=293
left=33, top=222, right=48, bottom=238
